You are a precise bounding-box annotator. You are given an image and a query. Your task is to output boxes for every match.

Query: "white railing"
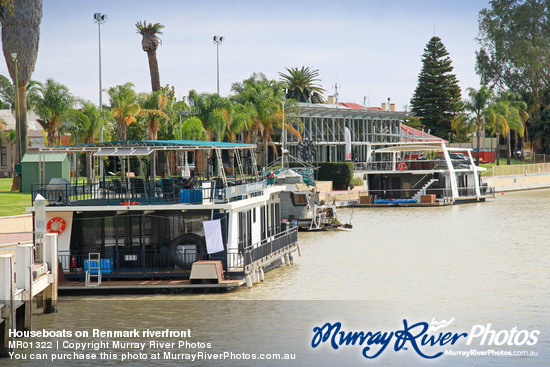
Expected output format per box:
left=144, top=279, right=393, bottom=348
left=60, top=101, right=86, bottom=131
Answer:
left=482, top=163, right=550, bottom=177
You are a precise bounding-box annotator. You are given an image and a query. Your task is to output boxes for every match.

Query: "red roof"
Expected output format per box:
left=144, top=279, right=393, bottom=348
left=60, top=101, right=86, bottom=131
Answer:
left=401, top=124, right=446, bottom=142
left=337, top=102, right=382, bottom=111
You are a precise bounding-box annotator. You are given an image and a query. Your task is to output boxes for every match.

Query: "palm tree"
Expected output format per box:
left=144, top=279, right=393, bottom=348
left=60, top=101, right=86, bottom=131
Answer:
left=484, top=105, right=508, bottom=166
left=279, top=66, right=326, bottom=103
left=232, top=73, right=303, bottom=167
left=457, top=86, right=493, bottom=165
left=138, top=91, right=170, bottom=140
left=66, top=101, right=108, bottom=178
left=29, top=79, right=74, bottom=146
left=486, top=100, right=523, bottom=165
left=135, top=21, right=164, bottom=92
left=107, top=83, right=140, bottom=141
left=1, top=0, right=42, bottom=189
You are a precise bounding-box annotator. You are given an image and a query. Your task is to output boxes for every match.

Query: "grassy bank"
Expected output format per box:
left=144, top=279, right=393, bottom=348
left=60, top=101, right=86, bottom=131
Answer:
left=0, top=178, right=31, bottom=216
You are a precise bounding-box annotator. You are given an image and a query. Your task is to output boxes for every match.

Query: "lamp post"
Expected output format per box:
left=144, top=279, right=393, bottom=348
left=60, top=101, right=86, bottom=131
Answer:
left=94, top=12, right=107, bottom=142
left=213, top=35, right=224, bottom=95
left=11, top=53, right=21, bottom=163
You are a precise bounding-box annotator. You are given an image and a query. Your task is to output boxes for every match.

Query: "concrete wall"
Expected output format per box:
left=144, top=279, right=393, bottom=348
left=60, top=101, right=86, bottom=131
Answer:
left=483, top=173, right=550, bottom=192
left=0, top=214, right=32, bottom=234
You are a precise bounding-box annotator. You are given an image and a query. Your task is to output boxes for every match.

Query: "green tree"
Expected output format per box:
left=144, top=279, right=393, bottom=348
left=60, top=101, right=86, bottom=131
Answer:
left=410, top=36, right=461, bottom=139
left=486, top=100, right=523, bottom=165
left=29, top=79, right=74, bottom=147
left=181, top=116, right=206, bottom=140
left=65, top=101, right=108, bottom=178
left=136, top=21, right=164, bottom=92
left=1, top=0, right=42, bottom=190
left=187, top=90, right=233, bottom=140
left=2, top=128, right=16, bottom=177
left=477, top=0, right=550, bottom=108
left=279, top=66, right=326, bottom=103
left=107, top=82, right=140, bottom=141
left=232, top=73, right=303, bottom=167
left=0, top=74, right=14, bottom=109
left=138, top=90, right=170, bottom=140
left=495, top=95, right=526, bottom=165
left=451, top=86, right=493, bottom=165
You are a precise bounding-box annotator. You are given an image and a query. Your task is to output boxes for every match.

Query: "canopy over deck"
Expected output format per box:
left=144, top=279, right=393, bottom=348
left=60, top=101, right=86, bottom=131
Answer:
left=373, top=142, right=473, bottom=154
left=39, top=140, right=256, bottom=153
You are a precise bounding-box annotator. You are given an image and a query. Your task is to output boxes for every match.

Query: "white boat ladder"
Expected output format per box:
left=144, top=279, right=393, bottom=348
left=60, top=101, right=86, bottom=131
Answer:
left=85, top=252, right=102, bottom=286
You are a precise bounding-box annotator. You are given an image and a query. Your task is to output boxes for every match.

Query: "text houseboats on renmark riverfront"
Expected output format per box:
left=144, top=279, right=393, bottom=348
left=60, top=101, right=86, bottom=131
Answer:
left=28, top=140, right=299, bottom=292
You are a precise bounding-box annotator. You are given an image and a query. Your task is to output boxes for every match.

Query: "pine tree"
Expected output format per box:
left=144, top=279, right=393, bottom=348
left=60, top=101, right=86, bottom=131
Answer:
left=410, top=36, right=461, bottom=139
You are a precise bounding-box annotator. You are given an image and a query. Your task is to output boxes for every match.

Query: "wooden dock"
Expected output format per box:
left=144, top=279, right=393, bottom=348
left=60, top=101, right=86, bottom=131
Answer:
left=58, top=278, right=245, bottom=294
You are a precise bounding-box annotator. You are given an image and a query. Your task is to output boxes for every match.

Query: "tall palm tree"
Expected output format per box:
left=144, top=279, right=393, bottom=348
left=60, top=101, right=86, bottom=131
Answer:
left=107, top=82, right=140, bottom=141
left=1, top=0, right=42, bottom=189
left=29, top=79, right=74, bottom=146
left=279, top=66, right=326, bottom=103
left=135, top=21, right=164, bottom=92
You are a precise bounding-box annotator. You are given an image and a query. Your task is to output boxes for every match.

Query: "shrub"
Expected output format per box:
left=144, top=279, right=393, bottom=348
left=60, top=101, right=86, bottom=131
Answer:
left=316, top=162, right=354, bottom=190
left=349, top=177, right=363, bottom=189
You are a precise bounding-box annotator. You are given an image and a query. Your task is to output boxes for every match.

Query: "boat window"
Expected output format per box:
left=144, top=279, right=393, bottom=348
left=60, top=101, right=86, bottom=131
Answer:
left=291, top=193, right=308, bottom=206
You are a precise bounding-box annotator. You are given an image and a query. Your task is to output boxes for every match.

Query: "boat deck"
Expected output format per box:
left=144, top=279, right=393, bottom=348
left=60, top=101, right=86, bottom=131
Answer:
left=59, top=278, right=245, bottom=294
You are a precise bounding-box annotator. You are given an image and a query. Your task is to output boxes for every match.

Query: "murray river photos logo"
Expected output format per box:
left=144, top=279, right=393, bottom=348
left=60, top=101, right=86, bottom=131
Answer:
left=311, top=318, right=540, bottom=359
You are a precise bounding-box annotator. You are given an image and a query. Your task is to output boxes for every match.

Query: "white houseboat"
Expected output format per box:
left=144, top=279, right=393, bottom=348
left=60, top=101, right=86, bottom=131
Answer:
left=356, top=141, right=495, bottom=205
left=29, top=140, right=299, bottom=291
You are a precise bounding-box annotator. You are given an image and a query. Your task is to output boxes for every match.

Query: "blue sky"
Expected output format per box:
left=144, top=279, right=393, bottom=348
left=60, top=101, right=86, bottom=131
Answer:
left=0, top=0, right=491, bottom=110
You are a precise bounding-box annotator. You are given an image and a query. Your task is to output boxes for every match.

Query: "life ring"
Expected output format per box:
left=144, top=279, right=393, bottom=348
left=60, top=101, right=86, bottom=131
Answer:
left=169, top=233, right=208, bottom=269
left=47, top=217, right=66, bottom=234
left=397, top=162, right=407, bottom=171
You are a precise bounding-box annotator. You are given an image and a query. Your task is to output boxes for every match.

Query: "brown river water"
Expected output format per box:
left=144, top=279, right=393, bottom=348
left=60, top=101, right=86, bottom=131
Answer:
left=4, top=190, right=550, bottom=366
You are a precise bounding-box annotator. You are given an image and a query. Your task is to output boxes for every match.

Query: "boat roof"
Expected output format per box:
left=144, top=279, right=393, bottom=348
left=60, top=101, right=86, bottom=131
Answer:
left=374, top=142, right=473, bottom=153
left=39, top=140, right=256, bottom=154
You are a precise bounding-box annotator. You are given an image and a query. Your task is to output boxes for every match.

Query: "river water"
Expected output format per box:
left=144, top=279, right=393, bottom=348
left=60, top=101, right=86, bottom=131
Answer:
left=6, top=190, right=550, bottom=366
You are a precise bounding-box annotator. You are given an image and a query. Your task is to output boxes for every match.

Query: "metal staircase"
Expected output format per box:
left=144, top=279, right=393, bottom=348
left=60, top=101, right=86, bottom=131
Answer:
left=412, top=179, right=437, bottom=202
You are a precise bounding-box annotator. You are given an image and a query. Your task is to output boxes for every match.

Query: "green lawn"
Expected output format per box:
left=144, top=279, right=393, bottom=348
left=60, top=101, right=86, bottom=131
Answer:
left=480, top=157, right=529, bottom=170
left=0, top=178, right=32, bottom=217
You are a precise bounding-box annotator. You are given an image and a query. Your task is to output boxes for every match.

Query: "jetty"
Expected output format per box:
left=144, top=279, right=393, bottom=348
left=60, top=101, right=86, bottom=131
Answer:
left=0, top=233, right=59, bottom=357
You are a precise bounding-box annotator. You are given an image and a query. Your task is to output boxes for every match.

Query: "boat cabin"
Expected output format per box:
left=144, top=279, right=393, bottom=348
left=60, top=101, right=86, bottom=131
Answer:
left=29, top=140, right=298, bottom=283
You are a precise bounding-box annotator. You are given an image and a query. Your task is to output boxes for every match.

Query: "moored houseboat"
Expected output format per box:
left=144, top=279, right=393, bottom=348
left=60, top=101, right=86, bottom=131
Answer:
left=29, top=140, right=299, bottom=292
left=356, top=141, right=495, bottom=205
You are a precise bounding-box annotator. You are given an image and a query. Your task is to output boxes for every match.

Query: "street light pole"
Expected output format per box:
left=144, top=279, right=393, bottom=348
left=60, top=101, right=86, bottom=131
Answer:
left=94, top=13, right=107, bottom=142
left=213, top=35, right=224, bottom=95
left=11, top=53, right=21, bottom=163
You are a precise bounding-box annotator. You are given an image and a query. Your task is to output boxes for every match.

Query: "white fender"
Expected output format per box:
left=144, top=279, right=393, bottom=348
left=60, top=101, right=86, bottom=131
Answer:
left=259, top=268, right=265, bottom=282
left=246, top=274, right=252, bottom=288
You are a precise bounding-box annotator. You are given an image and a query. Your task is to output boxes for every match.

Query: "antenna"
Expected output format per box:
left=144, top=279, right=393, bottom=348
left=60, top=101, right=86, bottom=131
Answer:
left=331, top=83, right=341, bottom=104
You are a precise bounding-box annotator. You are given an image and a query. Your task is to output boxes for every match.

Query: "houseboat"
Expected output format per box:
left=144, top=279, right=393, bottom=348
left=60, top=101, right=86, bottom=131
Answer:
left=29, top=140, right=299, bottom=292
left=355, top=141, right=495, bottom=205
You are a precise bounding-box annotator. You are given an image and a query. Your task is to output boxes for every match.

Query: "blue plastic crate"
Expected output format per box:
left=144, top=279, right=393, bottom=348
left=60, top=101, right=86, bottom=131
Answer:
left=191, top=189, right=203, bottom=203
left=179, top=189, right=191, bottom=203
left=84, top=258, right=113, bottom=274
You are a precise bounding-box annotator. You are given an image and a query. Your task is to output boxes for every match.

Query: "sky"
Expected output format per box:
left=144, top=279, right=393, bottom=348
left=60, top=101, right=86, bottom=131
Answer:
left=0, top=0, right=492, bottom=111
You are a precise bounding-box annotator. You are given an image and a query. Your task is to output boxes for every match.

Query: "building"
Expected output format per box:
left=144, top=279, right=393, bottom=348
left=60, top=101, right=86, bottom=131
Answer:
left=284, top=102, right=442, bottom=164
left=0, top=109, right=45, bottom=178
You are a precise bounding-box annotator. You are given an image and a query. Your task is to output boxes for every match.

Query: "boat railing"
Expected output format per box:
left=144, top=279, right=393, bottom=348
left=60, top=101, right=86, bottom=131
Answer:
left=242, top=226, right=298, bottom=269
left=31, top=177, right=267, bottom=207
left=58, top=246, right=203, bottom=276
left=58, top=226, right=299, bottom=279
left=365, top=185, right=494, bottom=200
